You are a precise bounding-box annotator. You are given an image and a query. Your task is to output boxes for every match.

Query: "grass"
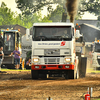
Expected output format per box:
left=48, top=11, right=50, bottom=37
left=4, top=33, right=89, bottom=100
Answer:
left=1, top=68, right=100, bottom=73
left=1, top=68, right=31, bottom=71
left=86, top=68, right=100, bottom=74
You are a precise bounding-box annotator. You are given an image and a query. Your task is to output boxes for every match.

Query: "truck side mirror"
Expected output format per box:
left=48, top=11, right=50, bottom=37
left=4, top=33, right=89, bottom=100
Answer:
left=26, top=29, right=30, bottom=40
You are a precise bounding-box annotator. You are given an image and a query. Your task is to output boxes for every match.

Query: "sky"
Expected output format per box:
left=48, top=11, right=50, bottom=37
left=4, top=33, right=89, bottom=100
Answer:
left=0, top=0, right=21, bottom=14
left=0, top=0, right=98, bottom=20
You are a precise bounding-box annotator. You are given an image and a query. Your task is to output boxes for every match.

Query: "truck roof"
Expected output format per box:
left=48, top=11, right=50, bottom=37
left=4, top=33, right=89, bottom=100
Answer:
left=33, top=22, right=74, bottom=27
left=1, top=30, right=19, bottom=32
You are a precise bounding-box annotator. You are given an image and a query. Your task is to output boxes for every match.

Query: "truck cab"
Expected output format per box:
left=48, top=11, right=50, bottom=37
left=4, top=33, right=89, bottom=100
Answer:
left=29, top=22, right=81, bottom=79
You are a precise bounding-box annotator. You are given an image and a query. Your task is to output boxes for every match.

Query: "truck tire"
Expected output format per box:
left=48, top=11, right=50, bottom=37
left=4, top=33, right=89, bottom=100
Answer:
left=66, top=68, right=79, bottom=79
left=68, top=70, right=78, bottom=79
left=69, top=70, right=74, bottom=79
left=31, top=70, right=39, bottom=79
left=65, top=70, right=74, bottom=79
left=40, top=74, right=47, bottom=79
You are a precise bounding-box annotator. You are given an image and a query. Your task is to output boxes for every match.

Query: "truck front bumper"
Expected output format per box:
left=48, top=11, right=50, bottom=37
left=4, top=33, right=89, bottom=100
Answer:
left=31, top=64, right=74, bottom=70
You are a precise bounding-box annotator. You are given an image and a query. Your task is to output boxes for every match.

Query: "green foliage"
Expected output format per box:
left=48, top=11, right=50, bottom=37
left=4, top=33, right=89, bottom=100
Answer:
left=0, top=2, right=52, bottom=28
left=15, top=0, right=65, bottom=15
left=78, top=0, right=100, bottom=17
left=14, top=13, right=41, bottom=28
left=15, top=0, right=82, bottom=21
left=40, top=15, right=52, bottom=22
left=0, top=2, right=14, bottom=25
left=48, top=5, right=64, bottom=22
left=15, top=0, right=100, bottom=21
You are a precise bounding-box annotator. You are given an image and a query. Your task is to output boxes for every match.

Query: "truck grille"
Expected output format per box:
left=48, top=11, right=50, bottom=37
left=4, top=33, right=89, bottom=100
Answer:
left=44, top=49, right=60, bottom=56
left=44, top=57, right=60, bottom=64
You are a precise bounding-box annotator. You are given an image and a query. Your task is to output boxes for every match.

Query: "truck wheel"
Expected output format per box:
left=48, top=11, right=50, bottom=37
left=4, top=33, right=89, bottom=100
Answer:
left=69, top=70, right=74, bottom=79
left=67, top=70, right=78, bottom=79
left=31, top=70, right=39, bottom=79
left=65, top=71, right=74, bottom=79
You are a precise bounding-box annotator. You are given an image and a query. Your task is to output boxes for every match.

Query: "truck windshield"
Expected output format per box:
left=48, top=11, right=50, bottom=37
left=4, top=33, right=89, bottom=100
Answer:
left=4, top=32, right=15, bottom=51
left=33, top=26, right=72, bottom=41
left=95, top=43, right=100, bottom=52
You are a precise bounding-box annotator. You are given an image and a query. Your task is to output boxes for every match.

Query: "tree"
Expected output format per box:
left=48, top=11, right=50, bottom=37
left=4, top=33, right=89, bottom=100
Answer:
left=0, top=2, right=14, bottom=25
left=78, top=0, right=100, bottom=17
left=15, top=0, right=65, bottom=15
left=14, top=11, right=52, bottom=28
left=15, top=0, right=83, bottom=22
left=40, top=15, right=52, bottom=22
left=0, top=1, right=52, bottom=29
left=14, top=13, right=41, bottom=28
left=48, top=5, right=64, bottom=22
left=15, top=0, right=100, bottom=22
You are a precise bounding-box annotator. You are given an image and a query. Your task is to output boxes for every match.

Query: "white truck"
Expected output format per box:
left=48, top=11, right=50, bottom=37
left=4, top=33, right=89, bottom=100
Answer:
left=26, top=22, right=87, bottom=79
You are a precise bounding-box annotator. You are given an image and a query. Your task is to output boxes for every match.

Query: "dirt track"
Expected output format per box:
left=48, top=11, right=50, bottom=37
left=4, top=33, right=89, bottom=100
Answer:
left=0, top=71, right=100, bottom=100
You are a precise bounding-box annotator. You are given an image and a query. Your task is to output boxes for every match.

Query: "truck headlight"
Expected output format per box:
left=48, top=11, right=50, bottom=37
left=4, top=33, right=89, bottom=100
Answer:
left=33, top=58, right=39, bottom=63
left=65, top=58, right=71, bottom=62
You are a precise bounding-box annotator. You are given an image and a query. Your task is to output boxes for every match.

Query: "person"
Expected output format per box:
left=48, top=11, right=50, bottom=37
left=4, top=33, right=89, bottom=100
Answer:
left=37, top=32, right=45, bottom=41
left=10, top=47, right=20, bottom=69
left=36, top=32, right=43, bottom=40
left=0, top=46, right=4, bottom=71
left=62, top=30, right=69, bottom=38
left=39, top=32, right=43, bottom=36
left=25, top=58, right=31, bottom=69
left=36, top=32, right=43, bottom=37
left=75, top=23, right=81, bottom=33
